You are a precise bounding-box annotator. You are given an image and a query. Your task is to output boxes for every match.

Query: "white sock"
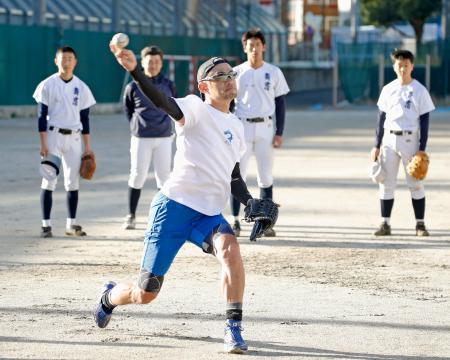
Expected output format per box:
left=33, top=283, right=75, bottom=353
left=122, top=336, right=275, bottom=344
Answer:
left=416, top=219, right=424, bottom=224
left=42, top=219, right=51, bottom=227
left=66, top=218, right=76, bottom=229
left=382, top=217, right=390, bottom=225
left=234, top=216, right=240, bottom=222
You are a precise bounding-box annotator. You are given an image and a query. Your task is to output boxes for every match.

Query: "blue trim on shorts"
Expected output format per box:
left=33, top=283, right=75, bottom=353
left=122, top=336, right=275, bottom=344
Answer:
left=140, top=192, right=230, bottom=276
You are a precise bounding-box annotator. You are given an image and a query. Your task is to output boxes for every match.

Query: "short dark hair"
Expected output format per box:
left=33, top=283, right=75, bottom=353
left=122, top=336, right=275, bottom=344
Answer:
left=141, top=45, right=163, bottom=60
left=391, top=49, right=414, bottom=64
left=241, top=28, right=266, bottom=47
left=55, top=46, right=77, bottom=58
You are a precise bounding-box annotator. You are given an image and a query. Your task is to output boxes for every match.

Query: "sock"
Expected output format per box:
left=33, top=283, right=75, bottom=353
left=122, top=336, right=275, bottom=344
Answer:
left=382, top=217, right=391, bottom=225
left=67, top=190, right=78, bottom=219
left=412, top=197, right=425, bottom=221
left=67, top=218, right=75, bottom=229
left=41, top=189, right=53, bottom=224
left=129, top=187, right=141, bottom=216
left=101, top=291, right=116, bottom=311
left=380, top=199, right=394, bottom=218
left=234, top=216, right=240, bottom=222
left=42, top=219, right=51, bottom=227
left=226, top=302, right=243, bottom=322
left=260, top=185, right=273, bottom=200
left=231, top=196, right=240, bottom=217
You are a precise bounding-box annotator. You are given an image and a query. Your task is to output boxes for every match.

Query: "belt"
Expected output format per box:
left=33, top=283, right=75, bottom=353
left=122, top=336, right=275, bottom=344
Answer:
left=390, top=130, right=413, bottom=135
left=246, top=116, right=271, bottom=123
left=49, top=126, right=78, bottom=135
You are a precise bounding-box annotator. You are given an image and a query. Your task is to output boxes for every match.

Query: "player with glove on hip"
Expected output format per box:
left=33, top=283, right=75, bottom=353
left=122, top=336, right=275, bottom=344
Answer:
left=93, top=42, right=277, bottom=354
left=370, top=49, right=435, bottom=237
left=33, top=46, right=96, bottom=238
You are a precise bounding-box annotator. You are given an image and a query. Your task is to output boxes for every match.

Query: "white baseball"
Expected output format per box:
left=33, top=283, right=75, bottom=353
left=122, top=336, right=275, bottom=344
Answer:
left=111, top=33, right=129, bottom=49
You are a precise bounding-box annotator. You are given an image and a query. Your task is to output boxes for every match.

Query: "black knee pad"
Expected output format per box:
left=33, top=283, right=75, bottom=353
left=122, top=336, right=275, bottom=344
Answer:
left=138, top=269, right=164, bottom=293
left=202, top=223, right=234, bottom=255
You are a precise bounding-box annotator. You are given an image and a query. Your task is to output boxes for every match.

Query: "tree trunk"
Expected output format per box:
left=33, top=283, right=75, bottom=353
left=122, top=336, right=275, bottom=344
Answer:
left=410, top=18, right=424, bottom=45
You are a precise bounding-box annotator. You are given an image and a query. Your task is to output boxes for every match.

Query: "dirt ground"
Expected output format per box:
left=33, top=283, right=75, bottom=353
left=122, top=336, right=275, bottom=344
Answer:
left=1, top=109, right=449, bottom=359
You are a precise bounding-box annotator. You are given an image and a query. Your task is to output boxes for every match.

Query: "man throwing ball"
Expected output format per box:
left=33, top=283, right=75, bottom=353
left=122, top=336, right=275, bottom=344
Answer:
left=93, top=40, right=275, bottom=354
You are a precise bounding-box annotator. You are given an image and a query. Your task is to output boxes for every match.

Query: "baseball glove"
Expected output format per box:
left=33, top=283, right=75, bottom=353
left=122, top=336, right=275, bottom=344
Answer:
left=406, top=151, right=429, bottom=180
left=243, top=198, right=279, bottom=241
left=80, top=151, right=96, bottom=180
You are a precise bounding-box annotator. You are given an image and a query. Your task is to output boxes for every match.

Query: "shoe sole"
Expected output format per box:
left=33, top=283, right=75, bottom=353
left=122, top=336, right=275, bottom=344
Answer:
left=65, top=231, right=86, bottom=236
left=225, top=347, right=246, bottom=354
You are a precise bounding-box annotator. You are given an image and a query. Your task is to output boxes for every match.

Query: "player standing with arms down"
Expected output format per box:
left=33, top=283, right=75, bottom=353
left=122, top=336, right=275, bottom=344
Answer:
left=33, top=46, right=96, bottom=238
left=230, top=28, right=289, bottom=237
left=371, top=49, right=435, bottom=236
left=93, top=43, right=270, bottom=354
left=122, top=45, right=177, bottom=230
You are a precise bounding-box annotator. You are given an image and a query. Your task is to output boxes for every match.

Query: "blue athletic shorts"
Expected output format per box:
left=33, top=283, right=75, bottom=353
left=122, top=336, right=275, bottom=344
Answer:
left=140, top=192, right=233, bottom=276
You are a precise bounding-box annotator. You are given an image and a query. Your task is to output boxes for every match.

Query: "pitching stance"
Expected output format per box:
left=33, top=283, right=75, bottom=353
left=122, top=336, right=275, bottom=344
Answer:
left=33, top=46, right=96, bottom=238
left=230, top=28, right=289, bottom=238
left=93, top=37, right=277, bottom=354
left=371, top=49, right=435, bottom=236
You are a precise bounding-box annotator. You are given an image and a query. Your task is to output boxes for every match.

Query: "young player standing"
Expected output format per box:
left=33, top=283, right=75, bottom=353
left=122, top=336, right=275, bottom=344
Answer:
left=122, top=46, right=177, bottom=230
left=33, top=46, right=96, bottom=238
left=94, top=43, right=267, bottom=353
left=371, top=49, right=435, bottom=236
left=230, top=28, right=289, bottom=237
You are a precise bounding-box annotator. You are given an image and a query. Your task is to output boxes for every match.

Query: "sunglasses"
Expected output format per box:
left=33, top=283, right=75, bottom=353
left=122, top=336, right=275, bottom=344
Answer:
left=201, top=71, right=237, bottom=82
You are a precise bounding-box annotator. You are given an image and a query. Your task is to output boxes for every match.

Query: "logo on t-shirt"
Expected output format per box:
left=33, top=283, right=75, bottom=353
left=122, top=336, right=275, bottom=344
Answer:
left=73, top=87, right=79, bottom=106
left=224, top=130, right=233, bottom=144
left=264, top=73, right=270, bottom=91
left=405, top=91, right=413, bottom=109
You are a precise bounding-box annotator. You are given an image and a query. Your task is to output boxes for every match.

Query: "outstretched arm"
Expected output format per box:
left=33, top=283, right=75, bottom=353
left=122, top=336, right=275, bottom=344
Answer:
left=110, top=44, right=185, bottom=124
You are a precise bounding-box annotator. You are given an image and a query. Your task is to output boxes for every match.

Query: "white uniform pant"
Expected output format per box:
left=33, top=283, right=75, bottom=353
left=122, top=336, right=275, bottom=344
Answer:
left=128, top=135, right=173, bottom=189
left=41, top=129, right=82, bottom=191
left=239, top=118, right=274, bottom=188
left=379, top=132, right=425, bottom=200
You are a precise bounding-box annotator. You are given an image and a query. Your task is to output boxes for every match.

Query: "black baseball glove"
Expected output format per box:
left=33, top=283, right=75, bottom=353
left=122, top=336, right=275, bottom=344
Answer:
left=243, top=198, right=279, bottom=241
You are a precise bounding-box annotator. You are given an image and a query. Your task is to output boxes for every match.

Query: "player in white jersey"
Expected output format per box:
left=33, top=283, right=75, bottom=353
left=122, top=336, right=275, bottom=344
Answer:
left=33, top=46, right=96, bottom=238
left=93, top=45, right=263, bottom=354
left=230, top=28, right=290, bottom=237
left=371, top=49, right=435, bottom=236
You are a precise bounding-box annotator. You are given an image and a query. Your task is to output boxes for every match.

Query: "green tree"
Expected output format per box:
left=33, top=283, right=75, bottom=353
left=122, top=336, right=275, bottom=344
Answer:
left=361, top=0, right=442, bottom=44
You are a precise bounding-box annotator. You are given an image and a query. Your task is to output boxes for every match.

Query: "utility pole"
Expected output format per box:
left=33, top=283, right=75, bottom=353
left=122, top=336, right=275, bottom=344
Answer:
left=350, top=0, right=359, bottom=43
left=33, top=0, right=46, bottom=26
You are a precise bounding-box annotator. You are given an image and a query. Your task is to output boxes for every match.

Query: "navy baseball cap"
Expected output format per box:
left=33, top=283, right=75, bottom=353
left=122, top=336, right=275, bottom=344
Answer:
left=197, top=57, right=229, bottom=83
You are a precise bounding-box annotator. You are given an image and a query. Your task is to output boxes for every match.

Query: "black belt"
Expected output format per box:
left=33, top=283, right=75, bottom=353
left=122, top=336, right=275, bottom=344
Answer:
left=246, top=116, right=271, bottom=123
left=390, top=130, right=412, bottom=135
left=49, top=126, right=76, bottom=135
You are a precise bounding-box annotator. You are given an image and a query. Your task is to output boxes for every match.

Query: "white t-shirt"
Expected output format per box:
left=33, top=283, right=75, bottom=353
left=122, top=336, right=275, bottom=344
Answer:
left=233, top=61, right=290, bottom=119
left=377, top=79, right=435, bottom=132
left=33, top=73, right=96, bottom=131
left=161, top=95, right=246, bottom=216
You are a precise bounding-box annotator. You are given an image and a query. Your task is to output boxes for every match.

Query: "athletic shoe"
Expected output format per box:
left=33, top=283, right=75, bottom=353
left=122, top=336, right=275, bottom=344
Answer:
left=263, top=227, right=276, bottom=237
left=123, top=214, right=136, bottom=230
left=232, top=220, right=241, bottom=237
left=374, top=222, right=391, bottom=236
left=224, top=319, right=248, bottom=354
left=93, top=281, right=116, bottom=328
left=40, top=226, right=53, bottom=238
left=65, top=225, right=86, bottom=236
left=416, top=222, right=430, bottom=237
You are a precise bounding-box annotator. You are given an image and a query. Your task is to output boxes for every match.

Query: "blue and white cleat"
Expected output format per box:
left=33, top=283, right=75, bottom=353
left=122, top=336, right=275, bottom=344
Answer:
left=93, top=281, right=116, bottom=328
left=224, top=319, right=248, bottom=354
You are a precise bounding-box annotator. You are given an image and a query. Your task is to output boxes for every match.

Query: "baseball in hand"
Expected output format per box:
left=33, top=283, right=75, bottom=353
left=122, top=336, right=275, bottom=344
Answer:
left=111, top=33, right=129, bottom=49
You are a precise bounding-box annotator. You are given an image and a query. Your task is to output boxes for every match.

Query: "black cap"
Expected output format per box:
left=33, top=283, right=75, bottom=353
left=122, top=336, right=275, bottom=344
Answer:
left=197, top=57, right=229, bottom=82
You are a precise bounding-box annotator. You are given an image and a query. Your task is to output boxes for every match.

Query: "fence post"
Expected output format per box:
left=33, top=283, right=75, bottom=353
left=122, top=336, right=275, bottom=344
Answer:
left=378, top=54, right=384, bottom=94
left=425, top=54, right=431, bottom=91
left=333, top=54, right=339, bottom=107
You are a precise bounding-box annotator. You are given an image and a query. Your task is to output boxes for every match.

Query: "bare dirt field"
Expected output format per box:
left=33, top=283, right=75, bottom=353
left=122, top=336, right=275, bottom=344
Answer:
left=1, top=109, right=449, bottom=359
